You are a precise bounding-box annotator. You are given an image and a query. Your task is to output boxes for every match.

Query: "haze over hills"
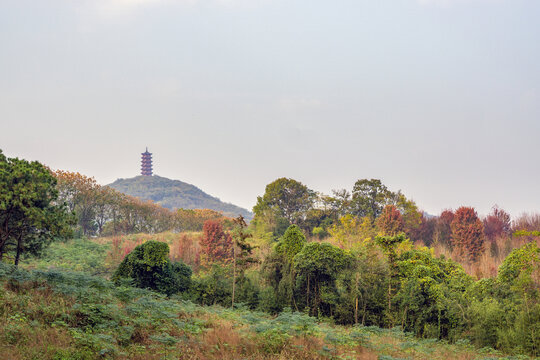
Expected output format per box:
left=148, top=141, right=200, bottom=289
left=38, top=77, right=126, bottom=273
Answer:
left=107, top=175, right=253, bottom=219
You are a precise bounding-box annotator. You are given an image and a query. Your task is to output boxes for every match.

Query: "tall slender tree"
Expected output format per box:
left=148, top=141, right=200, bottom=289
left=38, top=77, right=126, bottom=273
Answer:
left=451, top=207, right=485, bottom=261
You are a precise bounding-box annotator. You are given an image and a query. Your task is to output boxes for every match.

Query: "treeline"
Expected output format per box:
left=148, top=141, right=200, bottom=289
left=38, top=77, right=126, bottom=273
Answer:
left=53, top=170, right=227, bottom=236
left=252, top=177, right=539, bottom=269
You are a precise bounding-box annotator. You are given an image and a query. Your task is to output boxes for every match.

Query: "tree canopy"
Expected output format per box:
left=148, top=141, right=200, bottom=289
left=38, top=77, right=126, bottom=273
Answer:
left=253, top=177, right=315, bottom=225
left=0, top=150, right=73, bottom=264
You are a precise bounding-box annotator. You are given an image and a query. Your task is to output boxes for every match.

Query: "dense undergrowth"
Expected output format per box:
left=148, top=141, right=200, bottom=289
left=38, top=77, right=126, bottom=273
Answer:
left=0, top=260, right=534, bottom=360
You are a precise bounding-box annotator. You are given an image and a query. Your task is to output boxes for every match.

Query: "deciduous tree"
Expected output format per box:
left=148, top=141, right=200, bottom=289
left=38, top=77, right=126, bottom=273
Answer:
left=200, top=219, right=233, bottom=265
left=254, top=178, right=315, bottom=225
left=483, top=205, right=511, bottom=243
left=294, top=242, right=352, bottom=316
left=231, top=215, right=257, bottom=307
left=451, top=207, right=485, bottom=261
left=433, top=209, right=454, bottom=246
left=350, top=179, right=392, bottom=219
left=376, top=205, right=404, bottom=236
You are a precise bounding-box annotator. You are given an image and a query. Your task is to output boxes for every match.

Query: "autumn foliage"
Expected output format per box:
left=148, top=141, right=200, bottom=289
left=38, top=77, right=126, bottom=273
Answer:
left=376, top=205, right=404, bottom=236
left=199, top=220, right=233, bottom=265
left=450, top=207, right=485, bottom=261
left=52, top=170, right=228, bottom=237
left=483, top=206, right=511, bottom=242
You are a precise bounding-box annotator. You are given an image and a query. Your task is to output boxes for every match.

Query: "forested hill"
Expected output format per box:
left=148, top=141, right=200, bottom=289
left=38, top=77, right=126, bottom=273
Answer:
left=107, top=175, right=252, bottom=219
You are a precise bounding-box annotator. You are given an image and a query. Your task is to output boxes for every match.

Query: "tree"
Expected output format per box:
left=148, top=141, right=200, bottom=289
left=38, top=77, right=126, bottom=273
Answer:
left=394, top=249, right=472, bottom=339
left=261, top=225, right=307, bottom=312
left=376, top=205, right=404, bottom=236
left=328, top=214, right=376, bottom=249
left=433, top=209, right=454, bottom=246
left=320, top=189, right=352, bottom=219
left=0, top=151, right=73, bottom=265
left=175, top=208, right=225, bottom=232
left=483, top=205, right=511, bottom=243
left=498, top=242, right=540, bottom=293
left=350, top=179, right=392, bottom=219
left=451, top=207, right=485, bottom=261
left=254, top=178, right=315, bottom=225
left=231, top=215, right=257, bottom=307
left=374, top=234, right=406, bottom=316
left=199, top=219, right=233, bottom=265
left=294, top=242, right=352, bottom=316
left=276, top=224, right=306, bottom=261
left=410, top=214, right=437, bottom=246
left=390, top=191, right=422, bottom=238
left=112, top=240, right=192, bottom=295
left=335, top=246, right=388, bottom=326
left=54, top=170, right=100, bottom=236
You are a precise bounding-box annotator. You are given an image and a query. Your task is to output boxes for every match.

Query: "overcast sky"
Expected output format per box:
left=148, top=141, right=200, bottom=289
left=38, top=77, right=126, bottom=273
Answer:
left=1, top=0, right=539, bottom=217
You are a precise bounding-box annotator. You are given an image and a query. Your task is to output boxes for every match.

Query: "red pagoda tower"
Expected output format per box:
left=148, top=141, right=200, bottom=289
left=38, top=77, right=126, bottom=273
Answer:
left=141, top=148, right=153, bottom=176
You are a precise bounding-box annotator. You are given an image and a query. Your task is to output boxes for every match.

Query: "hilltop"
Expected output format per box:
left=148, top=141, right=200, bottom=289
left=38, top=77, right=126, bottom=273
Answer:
left=107, top=175, right=252, bottom=219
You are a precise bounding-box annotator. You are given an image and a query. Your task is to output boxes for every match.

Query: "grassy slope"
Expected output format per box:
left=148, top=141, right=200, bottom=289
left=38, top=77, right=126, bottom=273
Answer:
left=107, top=175, right=252, bottom=219
left=0, top=238, right=530, bottom=360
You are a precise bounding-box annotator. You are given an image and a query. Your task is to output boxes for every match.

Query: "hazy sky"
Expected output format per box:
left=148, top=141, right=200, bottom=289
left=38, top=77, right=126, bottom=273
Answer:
left=1, top=0, right=539, bottom=217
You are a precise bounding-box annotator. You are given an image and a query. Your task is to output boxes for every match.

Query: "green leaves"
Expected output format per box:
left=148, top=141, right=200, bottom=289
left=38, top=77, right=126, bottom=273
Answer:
left=112, top=241, right=192, bottom=296
left=498, top=242, right=539, bottom=297
left=276, top=224, right=306, bottom=261
left=0, top=151, right=73, bottom=264
left=254, top=177, right=315, bottom=226
left=294, top=242, right=352, bottom=280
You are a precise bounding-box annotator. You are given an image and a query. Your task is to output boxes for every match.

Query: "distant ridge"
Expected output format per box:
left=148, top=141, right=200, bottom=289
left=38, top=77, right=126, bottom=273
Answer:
left=107, top=175, right=252, bottom=219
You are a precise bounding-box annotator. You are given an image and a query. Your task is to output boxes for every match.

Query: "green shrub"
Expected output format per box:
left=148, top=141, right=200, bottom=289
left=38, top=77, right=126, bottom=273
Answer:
left=190, top=264, right=232, bottom=306
left=112, top=241, right=192, bottom=296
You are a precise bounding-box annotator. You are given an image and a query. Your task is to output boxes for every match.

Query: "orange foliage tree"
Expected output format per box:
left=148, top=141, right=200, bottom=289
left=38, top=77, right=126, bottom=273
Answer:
left=175, top=209, right=225, bottom=232
left=199, top=220, right=233, bottom=265
left=376, top=205, right=404, bottom=236
left=54, top=170, right=100, bottom=235
left=451, top=207, right=485, bottom=261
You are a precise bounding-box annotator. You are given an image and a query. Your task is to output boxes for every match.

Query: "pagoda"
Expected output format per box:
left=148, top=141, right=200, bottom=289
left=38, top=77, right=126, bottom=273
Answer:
left=141, top=148, right=153, bottom=176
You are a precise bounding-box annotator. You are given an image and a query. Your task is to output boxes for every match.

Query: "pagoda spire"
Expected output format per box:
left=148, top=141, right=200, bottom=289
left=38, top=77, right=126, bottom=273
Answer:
left=141, top=148, right=153, bottom=176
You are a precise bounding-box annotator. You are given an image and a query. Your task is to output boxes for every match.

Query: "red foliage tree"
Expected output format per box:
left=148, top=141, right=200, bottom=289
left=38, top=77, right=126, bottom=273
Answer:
left=410, top=215, right=437, bottom=246
left=434, top=209, right=454, bottom=246
left=376, top=205, right=404, bottom=236
left=170, top=234, right=201, bottom=271
left=451, top=207, right=485, bottom=261
left=483, top=205, right=511, bottom=242
left=200, top=220, right=233, bottom=265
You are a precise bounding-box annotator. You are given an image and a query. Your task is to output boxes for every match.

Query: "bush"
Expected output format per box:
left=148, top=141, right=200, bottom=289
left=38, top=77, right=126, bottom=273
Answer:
left=112, top=241, right=192, bottom=296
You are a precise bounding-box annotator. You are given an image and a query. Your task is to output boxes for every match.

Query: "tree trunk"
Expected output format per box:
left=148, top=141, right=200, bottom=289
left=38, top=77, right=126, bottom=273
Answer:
left=14, top=234, right=23, bottom=266
left=307, top=274, right=310, bottom=314
left=362, top=303, right=367, bottom=325
left=355, top=297, right=358, bottom=325
left=355, top=272, right=359, bottom=324
left=388, top=282, right=392, bottom=311
left=231, top=244, right=236, bottom=308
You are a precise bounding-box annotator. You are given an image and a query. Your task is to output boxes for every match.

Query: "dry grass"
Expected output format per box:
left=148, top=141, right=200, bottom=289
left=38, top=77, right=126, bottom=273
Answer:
left=98, top=231, right=203, bottom=271
left=426, top=233, right=539, bottom=278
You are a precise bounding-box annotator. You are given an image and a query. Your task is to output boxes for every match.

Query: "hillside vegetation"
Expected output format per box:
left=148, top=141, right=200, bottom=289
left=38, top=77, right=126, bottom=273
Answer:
left=108, top=175, right=252, bottom=219
left=2, top=258, right=526, bottom=360
left=2, top=150, right=540, bottom=359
